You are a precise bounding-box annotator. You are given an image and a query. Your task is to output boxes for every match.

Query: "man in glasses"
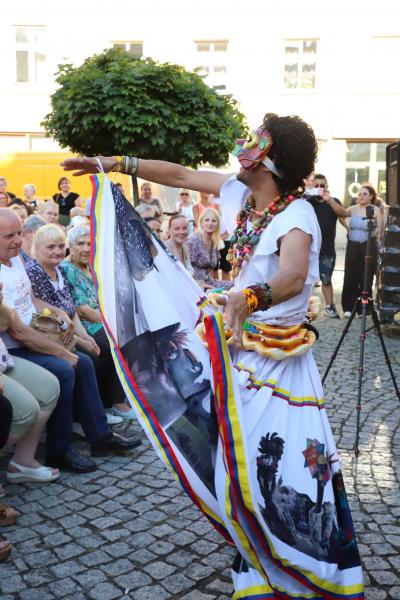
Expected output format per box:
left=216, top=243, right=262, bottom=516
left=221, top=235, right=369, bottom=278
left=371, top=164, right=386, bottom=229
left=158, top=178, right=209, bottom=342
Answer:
left=305, top=173, right=347, bottom=318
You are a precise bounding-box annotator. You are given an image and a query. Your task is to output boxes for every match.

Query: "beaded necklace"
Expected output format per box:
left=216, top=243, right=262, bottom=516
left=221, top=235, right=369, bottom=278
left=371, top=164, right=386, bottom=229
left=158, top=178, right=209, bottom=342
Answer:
left=227, top=191, right=301, bottom=278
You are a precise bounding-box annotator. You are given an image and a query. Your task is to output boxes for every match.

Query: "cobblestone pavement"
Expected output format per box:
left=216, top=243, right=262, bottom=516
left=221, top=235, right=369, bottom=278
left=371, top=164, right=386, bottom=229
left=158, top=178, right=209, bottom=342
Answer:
left=0, top=282, right=399, bottom=600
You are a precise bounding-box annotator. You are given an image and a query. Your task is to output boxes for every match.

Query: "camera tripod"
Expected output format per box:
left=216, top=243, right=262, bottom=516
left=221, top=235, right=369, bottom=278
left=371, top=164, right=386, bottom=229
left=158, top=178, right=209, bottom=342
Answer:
left=322, top=206, right=400, bottom=457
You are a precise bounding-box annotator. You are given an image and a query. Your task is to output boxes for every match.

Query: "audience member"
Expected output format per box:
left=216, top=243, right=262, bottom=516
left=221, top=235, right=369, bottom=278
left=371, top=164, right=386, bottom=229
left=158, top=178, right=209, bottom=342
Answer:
left=136, top=203, right=155, bottom=220
left=0, top=178, right=15, bottom=200
left=0, top=193, right=9, bottom=208
left=341, top=184, right=382, bottom=316
left=0, top=209, right=141, bottom=473
left=52, top=177, right=81, bottom=226
left=305, top=173, right=347, bottom=318
left=23, top=184, right=40, bottom=211
left=38, top=201, right=60, bottom=224
left=165, top=215, right=194, bottom=275
left=0, top=393, right=13, bottom=561
left=0, top=289, right=60, bottom=483
left=176, top=189, right=195, bottom=234
left=20, top=216, right=46, bottom=264
left=186, top=208, right=232, bottom=290
left=9, top=203, right=28, bottom=224
left=143, top=216, right=162, bottom=237
left=138, top=182, right=163, bottom=219
left=193, top=191, right=219, bottom=228
left=61, top=225, right=135, bottom=419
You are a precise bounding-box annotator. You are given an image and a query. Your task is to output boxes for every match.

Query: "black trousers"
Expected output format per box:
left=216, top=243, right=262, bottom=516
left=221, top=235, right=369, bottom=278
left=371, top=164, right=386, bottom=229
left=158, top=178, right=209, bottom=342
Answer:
left=341, top=239, right=377, bottom=314
left=80, top=327, right=126, bottom=408
left=0, top=394, right=13, bottom=448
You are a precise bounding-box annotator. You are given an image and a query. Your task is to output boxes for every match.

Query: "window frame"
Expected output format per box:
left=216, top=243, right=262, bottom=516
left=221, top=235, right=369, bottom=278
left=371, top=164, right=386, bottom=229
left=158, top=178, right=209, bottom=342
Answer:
left=283, top=38, right=318, bottom=91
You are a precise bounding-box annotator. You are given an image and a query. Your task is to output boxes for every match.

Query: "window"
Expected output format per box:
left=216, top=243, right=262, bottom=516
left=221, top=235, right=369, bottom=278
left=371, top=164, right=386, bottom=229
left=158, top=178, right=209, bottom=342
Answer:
left=14, top=26, right=46, bottom=84
left=344, top=142, right=388, bottom=204
left=112, top=41, right=143, bottom=57
left=283, top=39, right=317, bottom=90
left=194, top=39, right=228, bottom=90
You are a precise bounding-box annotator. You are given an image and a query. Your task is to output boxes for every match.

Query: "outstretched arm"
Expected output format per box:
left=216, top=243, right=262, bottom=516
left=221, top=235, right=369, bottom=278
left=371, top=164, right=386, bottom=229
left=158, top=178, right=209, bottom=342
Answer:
left=61, top=156, right=232, bottom=197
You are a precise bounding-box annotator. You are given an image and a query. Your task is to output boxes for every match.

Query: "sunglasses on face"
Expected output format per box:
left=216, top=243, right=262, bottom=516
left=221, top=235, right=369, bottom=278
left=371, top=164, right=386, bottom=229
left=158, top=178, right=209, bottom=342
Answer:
left=315, top=183, right=326, bottom=189
left=180, top=192, right=189, bottom=196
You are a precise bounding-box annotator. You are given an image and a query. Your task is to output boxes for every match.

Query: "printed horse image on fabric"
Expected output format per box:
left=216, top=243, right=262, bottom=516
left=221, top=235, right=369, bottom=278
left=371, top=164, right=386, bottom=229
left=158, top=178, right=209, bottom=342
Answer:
left=257, top=432, right=361, bottom=569
left=112, top=187, right=216, bottom=494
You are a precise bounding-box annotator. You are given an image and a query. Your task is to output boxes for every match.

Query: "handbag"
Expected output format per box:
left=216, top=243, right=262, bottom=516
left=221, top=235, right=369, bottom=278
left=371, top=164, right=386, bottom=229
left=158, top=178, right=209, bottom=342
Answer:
left=30, top=313, right=77, bottom=352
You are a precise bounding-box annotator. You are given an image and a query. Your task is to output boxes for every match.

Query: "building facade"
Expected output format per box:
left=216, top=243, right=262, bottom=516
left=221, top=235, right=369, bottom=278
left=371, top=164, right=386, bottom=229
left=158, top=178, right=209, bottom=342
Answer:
left=0, top=0, right=399, bottom=202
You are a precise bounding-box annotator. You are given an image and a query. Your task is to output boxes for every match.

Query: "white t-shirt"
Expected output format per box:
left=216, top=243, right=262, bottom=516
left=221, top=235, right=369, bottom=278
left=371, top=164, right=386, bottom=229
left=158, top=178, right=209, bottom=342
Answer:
left=219, top=176, right=321, bottom=326
left=0, top=256, right=35, bottom=348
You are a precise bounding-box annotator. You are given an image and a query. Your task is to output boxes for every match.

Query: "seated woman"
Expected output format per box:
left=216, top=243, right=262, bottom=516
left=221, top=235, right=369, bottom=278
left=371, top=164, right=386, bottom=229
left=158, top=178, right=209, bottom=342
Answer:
left=61, top=226, right=134, bottom=420
left=165, top=214, right=194, bottom=275
left=37, top=201, right=60, bottom=225
left=0, top=294, right=59, bottom=485
left=185, top=207, right=232, bottom=290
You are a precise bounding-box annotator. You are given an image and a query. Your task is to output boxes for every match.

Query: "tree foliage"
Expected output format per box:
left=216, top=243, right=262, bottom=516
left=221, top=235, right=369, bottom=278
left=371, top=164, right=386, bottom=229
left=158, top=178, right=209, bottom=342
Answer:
left=42, top=48, right=248, bottom=168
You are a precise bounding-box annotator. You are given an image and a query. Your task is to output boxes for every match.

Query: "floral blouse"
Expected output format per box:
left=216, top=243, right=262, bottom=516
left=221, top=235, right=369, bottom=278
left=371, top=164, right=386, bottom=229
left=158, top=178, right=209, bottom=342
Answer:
left=61, top=261, right=103, bottom=335
left=26, top=260, right=76, bottom=319
left=185, top=233, right=232, bottom=290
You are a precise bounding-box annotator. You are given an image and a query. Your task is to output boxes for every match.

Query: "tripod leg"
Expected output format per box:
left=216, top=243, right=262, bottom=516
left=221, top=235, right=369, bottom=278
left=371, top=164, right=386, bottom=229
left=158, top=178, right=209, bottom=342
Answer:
left=370, top=306, right=400, bottom=403
left=322, top=300, right=359, bottom=384
left=354, top=292, right=370, bottom=457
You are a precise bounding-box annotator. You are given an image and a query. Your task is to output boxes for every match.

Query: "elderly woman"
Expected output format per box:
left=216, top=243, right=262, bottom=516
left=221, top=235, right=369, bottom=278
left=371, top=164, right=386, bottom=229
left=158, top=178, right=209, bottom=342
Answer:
left=20, top=215, right=46, bottom=263
left=186, top=207, right=232, bottom=290
left=23, top=224, right=141, bottom=468
left=138, top=181, right=163, bottom=220
left=62, top=226, right=134, bottom=419
left=38, top=201, right=60, bottom=224
left=23, top=184, right=40, bottom=211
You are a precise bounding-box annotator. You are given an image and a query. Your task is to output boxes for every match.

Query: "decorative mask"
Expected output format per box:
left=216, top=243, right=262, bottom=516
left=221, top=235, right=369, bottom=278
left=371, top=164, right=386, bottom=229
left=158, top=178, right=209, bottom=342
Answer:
left=233, top=126, right=273, bottom=170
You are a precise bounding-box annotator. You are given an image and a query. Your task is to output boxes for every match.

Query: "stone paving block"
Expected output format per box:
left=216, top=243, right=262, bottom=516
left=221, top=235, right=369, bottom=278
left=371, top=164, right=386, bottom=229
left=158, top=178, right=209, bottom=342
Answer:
left=24, top=549, right=58, bottom=568
left=50, top=559, right=86, bottom=578
left=54, top=542, right=85, bottom=560
left=90, top=515, right=121, bottom=530
left=115, top=570, right=152, bottom=590
left=370, top=571, right=400, bottom=585
left=186, top=562, right=215, bottom=580
left=88, top=582, right=122, bottom=600
left=100, top=557, right=136, bottom=576
left=48, top=578, right=83, bottom=598
left=19, top=590, right=56, bottom=600
left=206, top=579, right=234, bottom=594
left=128, top=584, right=172, bottom=600
left=72, top=568, right=107, bottom=589
left=100, top=527, right=131, bottom=542
left=161, top=571, right=195, bottom=594
left=0, top=573, right=27, bottom=594
left=79, top=549, right=112, bottom=567
left=166, top=549, right=194, bottom=568
left=143, top=560, right=177, bottom=579
left=184, top=593, right=217, bottom=600
left=103, top=541, right=131, bottom=558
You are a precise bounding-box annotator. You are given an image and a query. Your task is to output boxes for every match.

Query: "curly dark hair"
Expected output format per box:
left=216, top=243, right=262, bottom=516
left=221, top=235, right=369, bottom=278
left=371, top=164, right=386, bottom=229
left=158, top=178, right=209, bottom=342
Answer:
left=262, top=113, right=317, bottom=194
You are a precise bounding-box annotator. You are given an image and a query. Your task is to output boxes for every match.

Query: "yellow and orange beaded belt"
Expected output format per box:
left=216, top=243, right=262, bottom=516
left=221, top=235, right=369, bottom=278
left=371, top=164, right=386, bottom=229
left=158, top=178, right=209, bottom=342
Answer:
left=196, top=295, right=320, bottom=361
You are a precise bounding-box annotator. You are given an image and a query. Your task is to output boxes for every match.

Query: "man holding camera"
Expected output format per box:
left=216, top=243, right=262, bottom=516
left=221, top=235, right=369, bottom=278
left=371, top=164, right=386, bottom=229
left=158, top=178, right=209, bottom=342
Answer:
left=305, top=173, right=347, bottom=318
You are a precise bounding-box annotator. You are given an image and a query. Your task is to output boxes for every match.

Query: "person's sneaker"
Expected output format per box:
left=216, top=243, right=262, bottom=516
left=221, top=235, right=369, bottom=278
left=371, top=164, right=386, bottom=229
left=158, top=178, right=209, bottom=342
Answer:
left=324, top=304, right=339, bottom=318
left=105, top=412, right=124, bottom=427
left=343, top=311, right=352, bottom=318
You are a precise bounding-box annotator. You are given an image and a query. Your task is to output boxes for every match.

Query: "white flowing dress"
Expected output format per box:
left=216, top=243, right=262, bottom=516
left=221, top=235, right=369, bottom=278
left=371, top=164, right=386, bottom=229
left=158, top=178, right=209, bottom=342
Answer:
left=91, top=174, right=364, bottom=600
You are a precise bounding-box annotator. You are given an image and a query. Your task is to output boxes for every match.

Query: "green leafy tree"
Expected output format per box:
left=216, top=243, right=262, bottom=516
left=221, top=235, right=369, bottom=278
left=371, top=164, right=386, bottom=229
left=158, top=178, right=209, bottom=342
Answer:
left=42, top=48, right=247, bottom=169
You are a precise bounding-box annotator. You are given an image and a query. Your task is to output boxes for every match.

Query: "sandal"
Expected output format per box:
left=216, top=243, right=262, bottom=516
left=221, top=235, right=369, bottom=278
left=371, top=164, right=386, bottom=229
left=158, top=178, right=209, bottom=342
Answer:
left=0, top=535, right=11, bottom=561
left=0, top=502, right=19, bottom=527
left=6, top=460, right=60, bottom=483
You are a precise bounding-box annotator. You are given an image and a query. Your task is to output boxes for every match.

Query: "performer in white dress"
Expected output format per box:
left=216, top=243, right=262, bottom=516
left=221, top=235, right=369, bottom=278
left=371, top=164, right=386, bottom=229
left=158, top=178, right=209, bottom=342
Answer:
left=62, top=112, right=364, bottom=600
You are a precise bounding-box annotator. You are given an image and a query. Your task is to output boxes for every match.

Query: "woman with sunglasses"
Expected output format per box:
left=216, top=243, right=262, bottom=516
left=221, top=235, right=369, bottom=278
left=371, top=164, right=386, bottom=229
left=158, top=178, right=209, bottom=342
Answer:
left=176, top=188, right=195, bottom=234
